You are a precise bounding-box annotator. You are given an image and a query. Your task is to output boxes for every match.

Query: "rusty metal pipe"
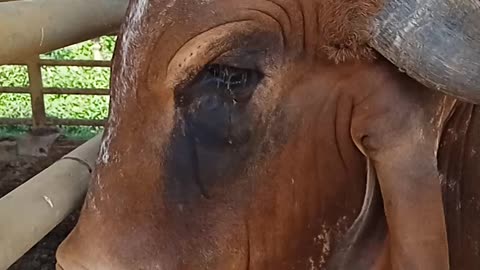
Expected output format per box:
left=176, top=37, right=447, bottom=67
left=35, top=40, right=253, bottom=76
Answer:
left=0, top=0, right=129, bottom=64
left=0, top=133, right=102, bottom=269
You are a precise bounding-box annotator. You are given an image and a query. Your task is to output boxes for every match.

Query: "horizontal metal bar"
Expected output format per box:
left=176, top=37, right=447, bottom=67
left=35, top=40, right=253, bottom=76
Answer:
left=0, top=87, right=110, bottom=95
left=39, top=59, right=111, bottom=67
left=6, top=59, right=111, bottom=67
left=0, top=0, right=128, bottom=65
left=0, top=87, right=30, bottom=94
left=43, top=88, right=109, bottom=95
left=48, top=118, right=106, bottom=126
left=0, top=118, right=106, bottom=126
left=0, top=118, right=33, bottom=125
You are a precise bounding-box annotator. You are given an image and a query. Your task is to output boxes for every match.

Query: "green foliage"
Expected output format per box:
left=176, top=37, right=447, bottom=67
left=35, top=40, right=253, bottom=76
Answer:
left=0, top=65, right=29, bottom=88
left=41, top=36, right=117, bottom=61
left=0, top=125, right=29, bottom=139
left=44, top=94, right=109, bottom=120
left=0, top=94, right=31, bottom=118
left=0, top=125, right=104, bottom=141
left=60, top=126, right=105, bottom=141
left=42, top=66, right=111, bottom=89
left=0, top=36, right=116, bottom=139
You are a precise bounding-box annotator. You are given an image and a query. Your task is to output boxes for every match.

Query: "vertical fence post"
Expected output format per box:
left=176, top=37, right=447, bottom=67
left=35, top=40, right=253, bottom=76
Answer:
left=26, top=55, right=47, bottom=130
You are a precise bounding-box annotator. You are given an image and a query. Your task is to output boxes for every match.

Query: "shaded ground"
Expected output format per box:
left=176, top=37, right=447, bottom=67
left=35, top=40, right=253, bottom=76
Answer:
left=0, top=137, right=85, bottom=270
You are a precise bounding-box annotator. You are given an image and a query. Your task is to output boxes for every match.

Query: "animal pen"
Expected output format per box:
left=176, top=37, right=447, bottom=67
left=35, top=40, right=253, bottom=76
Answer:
left=0, top=0, right=129, bottom=269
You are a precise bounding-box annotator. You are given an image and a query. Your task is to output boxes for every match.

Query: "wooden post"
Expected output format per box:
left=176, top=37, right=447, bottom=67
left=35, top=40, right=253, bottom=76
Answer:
left=26, top=56, right=47, bottom=130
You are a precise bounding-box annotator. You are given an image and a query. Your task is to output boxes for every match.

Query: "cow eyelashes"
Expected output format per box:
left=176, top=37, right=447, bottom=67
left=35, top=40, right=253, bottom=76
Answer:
left=175, top=63, right=263, bottom=107
left=202, top=64, right=263, bottom=102
left=206, top=64, right=247, bottom=89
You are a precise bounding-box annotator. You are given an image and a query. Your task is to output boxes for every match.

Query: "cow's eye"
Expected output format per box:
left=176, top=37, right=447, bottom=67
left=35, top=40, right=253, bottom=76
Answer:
left=201, top=64, right=263, bottom=103
left=175, top=63, right=261, bottom=148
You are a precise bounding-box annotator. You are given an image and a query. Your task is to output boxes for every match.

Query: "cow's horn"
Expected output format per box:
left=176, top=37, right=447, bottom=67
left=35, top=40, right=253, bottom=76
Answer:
left=369, top=0, right=480, bottom=103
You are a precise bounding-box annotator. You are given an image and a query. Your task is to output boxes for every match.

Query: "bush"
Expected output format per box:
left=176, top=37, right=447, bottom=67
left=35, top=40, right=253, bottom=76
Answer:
left=0, top=36, right=116, bottom=139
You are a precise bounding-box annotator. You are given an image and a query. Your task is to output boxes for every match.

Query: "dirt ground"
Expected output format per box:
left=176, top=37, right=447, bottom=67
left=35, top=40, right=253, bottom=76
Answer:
left=0, top=138, right=85, bottom=270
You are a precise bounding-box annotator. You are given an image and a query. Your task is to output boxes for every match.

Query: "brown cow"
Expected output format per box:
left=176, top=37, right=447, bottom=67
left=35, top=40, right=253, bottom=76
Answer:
left=56, top=0, right=480, bottom=269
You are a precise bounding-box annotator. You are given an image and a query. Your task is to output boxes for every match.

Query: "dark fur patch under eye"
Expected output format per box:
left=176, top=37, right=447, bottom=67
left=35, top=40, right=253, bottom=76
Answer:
left=173, top=64, right=261, bottom=149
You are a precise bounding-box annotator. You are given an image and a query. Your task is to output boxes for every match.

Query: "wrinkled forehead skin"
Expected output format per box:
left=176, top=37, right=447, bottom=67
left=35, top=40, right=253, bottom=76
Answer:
left=102, top=0, right=380, bottom=164
left=55, top=0, right=395, bottom=269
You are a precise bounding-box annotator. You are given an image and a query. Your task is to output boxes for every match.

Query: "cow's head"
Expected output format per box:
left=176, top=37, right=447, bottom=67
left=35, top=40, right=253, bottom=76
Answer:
left=56, top=0, right=479, bottom=269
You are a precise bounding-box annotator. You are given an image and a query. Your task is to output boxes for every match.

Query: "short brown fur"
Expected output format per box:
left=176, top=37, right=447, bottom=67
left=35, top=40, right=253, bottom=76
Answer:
left=316, top=0, right=383, bottom=63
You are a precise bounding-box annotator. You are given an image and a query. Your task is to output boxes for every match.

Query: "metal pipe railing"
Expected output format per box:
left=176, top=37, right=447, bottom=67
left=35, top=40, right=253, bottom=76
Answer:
left=0, top=133, right=102, bottom=269
left=0, top=0, right=129, bottom=64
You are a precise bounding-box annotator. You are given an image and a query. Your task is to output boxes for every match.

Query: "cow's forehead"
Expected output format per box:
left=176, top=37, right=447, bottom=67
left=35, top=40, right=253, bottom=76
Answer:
left=123, top=0, right=380, bottom=65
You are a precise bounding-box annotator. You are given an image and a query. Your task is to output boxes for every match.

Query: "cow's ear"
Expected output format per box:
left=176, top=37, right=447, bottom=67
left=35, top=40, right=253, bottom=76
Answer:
left=350, top=83, right=451, bottom=270
left=359, top=142, right=449, bottom=270
left=327, top=159, right=388, bottom=270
